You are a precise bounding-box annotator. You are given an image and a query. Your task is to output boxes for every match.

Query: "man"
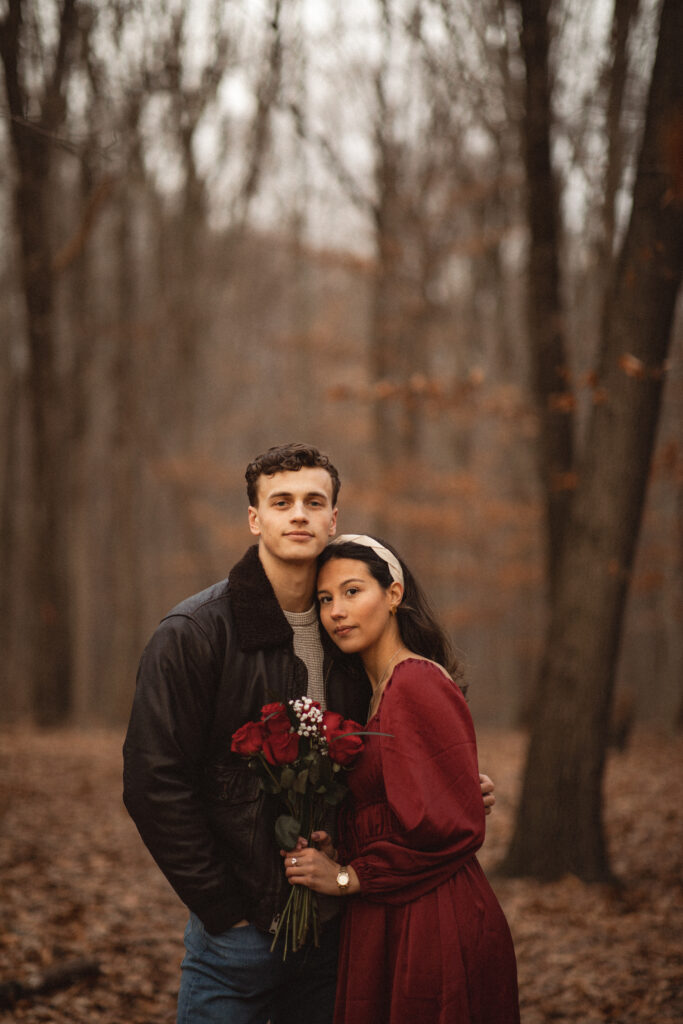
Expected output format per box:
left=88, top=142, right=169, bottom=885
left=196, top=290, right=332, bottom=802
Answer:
left=123, top=442, right=494, bottom=1024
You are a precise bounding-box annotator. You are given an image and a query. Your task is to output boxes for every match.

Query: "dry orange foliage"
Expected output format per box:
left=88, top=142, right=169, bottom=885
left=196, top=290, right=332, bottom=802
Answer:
left=0, top=728, right=681, bottom=1023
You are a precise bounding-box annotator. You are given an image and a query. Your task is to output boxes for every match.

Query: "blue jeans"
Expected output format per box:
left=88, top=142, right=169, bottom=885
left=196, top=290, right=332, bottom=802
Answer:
left=177, top=914, right=340, bottom=1024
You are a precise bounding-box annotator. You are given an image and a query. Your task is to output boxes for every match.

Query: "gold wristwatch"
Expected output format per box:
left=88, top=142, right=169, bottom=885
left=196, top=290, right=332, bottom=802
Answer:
left=336, top=866, right=350, bottom=893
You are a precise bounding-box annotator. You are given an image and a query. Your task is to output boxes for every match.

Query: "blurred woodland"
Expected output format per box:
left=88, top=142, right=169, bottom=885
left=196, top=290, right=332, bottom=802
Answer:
left=1, top=0, right=682, bottom=885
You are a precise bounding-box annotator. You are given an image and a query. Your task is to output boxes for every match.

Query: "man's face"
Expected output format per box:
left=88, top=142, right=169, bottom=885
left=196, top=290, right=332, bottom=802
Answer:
left=248, top=467, right=338, bottom=564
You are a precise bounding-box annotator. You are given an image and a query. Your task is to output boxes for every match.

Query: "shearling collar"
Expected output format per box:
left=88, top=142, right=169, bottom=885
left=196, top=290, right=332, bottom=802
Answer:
left=228, top=545, right=295, bottom=652
left=228, top=545, right=368, bottom=699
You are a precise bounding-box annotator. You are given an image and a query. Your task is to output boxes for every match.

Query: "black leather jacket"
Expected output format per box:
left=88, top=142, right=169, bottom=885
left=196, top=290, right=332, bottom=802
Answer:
left=123, top=545, right=371, bottom=935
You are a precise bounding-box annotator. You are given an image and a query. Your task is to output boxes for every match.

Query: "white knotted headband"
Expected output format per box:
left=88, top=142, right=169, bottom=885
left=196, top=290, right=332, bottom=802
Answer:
left=330, top=534, right=404, bottom=588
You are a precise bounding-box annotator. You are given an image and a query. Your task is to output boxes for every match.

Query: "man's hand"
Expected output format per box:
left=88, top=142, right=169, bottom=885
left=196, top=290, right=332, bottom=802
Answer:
left=480, top=772, right=495, bottom=815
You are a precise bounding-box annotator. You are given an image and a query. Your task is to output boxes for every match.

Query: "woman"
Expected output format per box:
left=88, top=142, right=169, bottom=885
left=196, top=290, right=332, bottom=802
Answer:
left=283, top=534, right=520, bottom=1024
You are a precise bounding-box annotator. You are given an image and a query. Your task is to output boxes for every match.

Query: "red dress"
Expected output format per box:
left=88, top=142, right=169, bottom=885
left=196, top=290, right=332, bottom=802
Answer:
left=334, top=659, right=520, bottom=1024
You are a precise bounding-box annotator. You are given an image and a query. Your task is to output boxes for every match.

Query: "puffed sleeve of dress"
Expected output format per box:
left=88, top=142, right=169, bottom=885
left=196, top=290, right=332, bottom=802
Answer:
left=345, top=659, right=486, bottom=905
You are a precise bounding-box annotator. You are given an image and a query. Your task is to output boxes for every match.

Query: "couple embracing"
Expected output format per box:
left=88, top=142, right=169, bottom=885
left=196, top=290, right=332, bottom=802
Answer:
left=123, top=442, right=519, bottom=1024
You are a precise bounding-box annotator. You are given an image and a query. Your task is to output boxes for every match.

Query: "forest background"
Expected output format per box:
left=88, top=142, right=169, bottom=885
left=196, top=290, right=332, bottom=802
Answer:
left=1, top=0, right=682, bottom=1019
left=0, top=0, right=682, bottom=1012
left=2, top=0, right=681, bottom=733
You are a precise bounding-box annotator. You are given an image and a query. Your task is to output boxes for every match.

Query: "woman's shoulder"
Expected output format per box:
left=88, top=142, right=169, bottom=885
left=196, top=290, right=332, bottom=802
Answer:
left=393, top=655, right=453, bottom=682
left=380, top=658, right=473, bottom=743
left=388, top=657, right=465, bottom=705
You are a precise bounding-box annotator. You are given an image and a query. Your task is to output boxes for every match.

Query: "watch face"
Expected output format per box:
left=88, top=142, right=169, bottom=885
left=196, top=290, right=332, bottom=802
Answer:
left=337, top=869, right=350, bottom=887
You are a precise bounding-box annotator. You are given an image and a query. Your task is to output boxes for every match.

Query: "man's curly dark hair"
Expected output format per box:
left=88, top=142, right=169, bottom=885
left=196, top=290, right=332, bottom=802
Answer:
left=245, top=443, right=341, bottom=506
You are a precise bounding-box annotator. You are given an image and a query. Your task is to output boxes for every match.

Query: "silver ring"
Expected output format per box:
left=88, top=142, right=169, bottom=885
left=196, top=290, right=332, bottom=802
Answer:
left=291, top=857, right=297, bottom=866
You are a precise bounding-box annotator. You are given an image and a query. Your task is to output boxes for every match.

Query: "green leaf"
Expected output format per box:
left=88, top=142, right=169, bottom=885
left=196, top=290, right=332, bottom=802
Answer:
left=293, top=768, right=309, bottom=794
left=324, top=783, right=347, bottom=805
left=280, top=767, right=296, bottom=790
left=274, top=814, right=302, bottom=850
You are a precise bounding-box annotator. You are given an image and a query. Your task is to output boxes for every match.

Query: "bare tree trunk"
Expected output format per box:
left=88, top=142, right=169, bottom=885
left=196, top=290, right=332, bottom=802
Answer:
left=502, top=0, right=683, bottom=881
left=517, top=0, right=574, bottom=594
left=0, top=0, right=79, bottom=724
left=61, top=156, right=92, bottom=723
left=108, top=181, right=146, bottom=722
left=598, top=0, right=641, bottom=276
left=673, top=415, right=683, bottom=729
left=0, top=376, right=24, bottom=717
left=368, top=22, right=434, bottom=542
left=370, top=108, right=405, bottom=471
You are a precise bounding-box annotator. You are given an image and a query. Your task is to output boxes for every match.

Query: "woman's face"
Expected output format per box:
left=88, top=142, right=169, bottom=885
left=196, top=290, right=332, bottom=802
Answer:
left=317, top=557, right=399, bottom=656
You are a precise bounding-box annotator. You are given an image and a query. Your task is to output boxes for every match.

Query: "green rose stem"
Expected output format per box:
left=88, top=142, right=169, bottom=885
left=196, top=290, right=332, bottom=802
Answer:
left=259, top=756, right=282, bottom=792
left=270, top=788, right=327, bottom=959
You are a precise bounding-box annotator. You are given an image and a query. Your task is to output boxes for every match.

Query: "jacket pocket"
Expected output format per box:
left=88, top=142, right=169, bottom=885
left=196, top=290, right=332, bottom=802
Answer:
left=211, top=763, right=262, bottom=805
left=205, top=764, right=264, bottom=863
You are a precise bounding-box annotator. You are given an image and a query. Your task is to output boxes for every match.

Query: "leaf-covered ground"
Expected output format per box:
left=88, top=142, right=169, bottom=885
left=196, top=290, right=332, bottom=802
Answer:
left=0, top=728, right=681, bottom=1023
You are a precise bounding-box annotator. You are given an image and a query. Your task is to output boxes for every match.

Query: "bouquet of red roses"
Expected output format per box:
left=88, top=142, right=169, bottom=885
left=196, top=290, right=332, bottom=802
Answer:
left=231, top=697, right=365, bottom=958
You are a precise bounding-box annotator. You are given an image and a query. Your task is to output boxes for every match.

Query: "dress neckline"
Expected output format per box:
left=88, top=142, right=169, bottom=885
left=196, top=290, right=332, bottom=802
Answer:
left=366, top=659, right=413, bottom=724
left=365, top=656, right=442, bottom=724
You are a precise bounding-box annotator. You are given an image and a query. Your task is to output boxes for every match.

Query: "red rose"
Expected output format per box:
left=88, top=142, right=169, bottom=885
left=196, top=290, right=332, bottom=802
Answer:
left=321, top=710, right=344, bottom=734
left=259, top=705, right=299, bottom=765
left=230, top=720, right=265, bottom=756
left=325, top=717, right=364, bottom=766
left=261, top=701, right=288, bottom=720
left=262, top=725, right=300, bottom=765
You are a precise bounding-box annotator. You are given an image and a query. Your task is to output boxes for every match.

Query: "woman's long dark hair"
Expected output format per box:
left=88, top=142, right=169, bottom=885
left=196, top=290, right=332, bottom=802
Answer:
left=318, top=538, right=464, bottom=690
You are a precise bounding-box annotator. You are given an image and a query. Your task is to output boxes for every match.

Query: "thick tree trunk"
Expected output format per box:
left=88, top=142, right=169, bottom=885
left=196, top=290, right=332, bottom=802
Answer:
left=1, top=0, right=78, bottom=724
left=517, top=0, right=574, bottom=593
left=502, top=0, right=683, bottom=881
